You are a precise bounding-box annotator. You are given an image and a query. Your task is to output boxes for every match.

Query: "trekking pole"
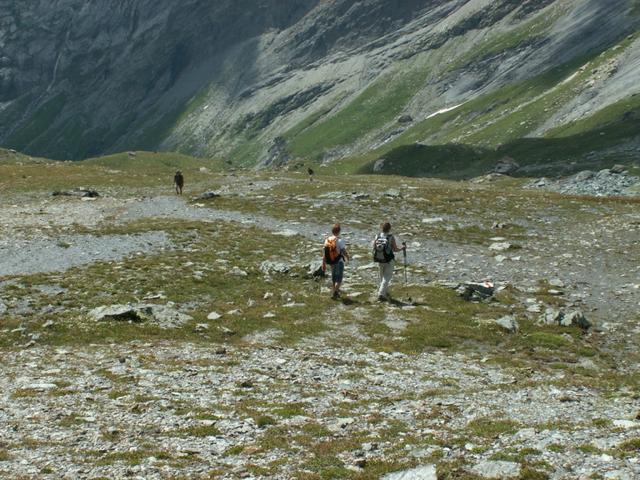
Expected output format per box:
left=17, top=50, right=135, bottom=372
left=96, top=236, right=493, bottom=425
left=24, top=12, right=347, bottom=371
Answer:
left=402, top=242, right=408, bottom=285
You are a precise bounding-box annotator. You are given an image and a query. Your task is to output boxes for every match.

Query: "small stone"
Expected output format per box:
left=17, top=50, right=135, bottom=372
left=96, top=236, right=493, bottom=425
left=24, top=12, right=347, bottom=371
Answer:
left=489, top=242, right=513, bottom=252
left=539, top=308, right=563, bottom=326
left=494, top=315, right=519, bottom=333
left=242, top=446, right=261, bottom=456
left=26, top=383, right=58, bottom=391
left=526, top=304, right=542, bottom=313
left=198, top=191, right=221, bottom=200
left=549, top=278, right=566, bottom=288
left=207, top=312, right=222, bottom=320
left=230, top=267, right=248, bottom=276
left=613, top=420, right=639, bottom=429
left=354, top=458, right=367, bottom=469
left=42, top=320, right=55, bottom=329
left=422, top=217, right=444, bottom=224
left=195, top=324, right=209, bottom=332
left=382, top=189, right=402, bottom=198
left=564, top=310, right=591, bottom=330
left=214, top=347, right=227, bottom=355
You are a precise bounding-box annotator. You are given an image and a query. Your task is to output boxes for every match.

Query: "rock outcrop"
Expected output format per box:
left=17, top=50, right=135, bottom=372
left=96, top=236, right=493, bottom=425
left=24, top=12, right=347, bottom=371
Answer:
left=1, top=0, right=638, bottom=166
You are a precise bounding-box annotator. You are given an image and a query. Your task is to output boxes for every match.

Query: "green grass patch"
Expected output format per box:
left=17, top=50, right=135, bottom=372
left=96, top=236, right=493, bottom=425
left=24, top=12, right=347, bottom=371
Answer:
left=466, top=417, right=520, bottom=438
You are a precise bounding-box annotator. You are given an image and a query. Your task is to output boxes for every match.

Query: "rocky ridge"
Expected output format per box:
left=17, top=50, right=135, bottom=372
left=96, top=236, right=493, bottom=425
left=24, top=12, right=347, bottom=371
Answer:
left=1, top=0, right=639, bottom=169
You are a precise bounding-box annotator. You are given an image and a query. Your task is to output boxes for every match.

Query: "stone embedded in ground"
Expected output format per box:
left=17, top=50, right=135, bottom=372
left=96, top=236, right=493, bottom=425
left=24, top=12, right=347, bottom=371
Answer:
left=538, top=308, right=563, bottom=326
left=198, top=191, right=221, bottom=200
left=52, top=188, right=100, bottom=198
left=382, top=465, right=437, bottom=480
left=230, top=267, right=248, bottom=276
left=307, top=261, right=325, bottom=278
left=26, top=383, right=58, bottom=391
left=494, top=315, right=519, bottom=333
left=382, top=189, right=402, bottom=198
left=373, top=158, right=387, bottom=173
left=457, top=282, right=495, bottom=302
left=422, top=217, right=444, bottom=224
left=89, top=303, right=192, bottom=328
left=207, top=311, right=222, bottom=320
left=274, top=229, right=298, bottom=237
left=470, top=460, right=521, bottom=479
left=613, top=420, right=639, bottom=429
left=564, top=310, right=591, bottom=330
left=260, top=260, right=291, bottom=275
left=89, top=304, right=150, bottom=323
left=493, top=157, right=520, bottom=175
left=489, top=242, right=513, bottom=252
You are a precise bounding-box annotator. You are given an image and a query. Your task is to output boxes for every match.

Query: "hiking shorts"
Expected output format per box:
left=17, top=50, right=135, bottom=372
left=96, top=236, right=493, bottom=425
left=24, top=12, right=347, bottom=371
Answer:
left=331, top=261, right=344, bottom=284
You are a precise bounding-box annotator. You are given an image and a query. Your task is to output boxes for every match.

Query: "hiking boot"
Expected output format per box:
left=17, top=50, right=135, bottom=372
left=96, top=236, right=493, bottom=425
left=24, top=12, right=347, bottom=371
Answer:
left=331, top=291, right=339, bottom=300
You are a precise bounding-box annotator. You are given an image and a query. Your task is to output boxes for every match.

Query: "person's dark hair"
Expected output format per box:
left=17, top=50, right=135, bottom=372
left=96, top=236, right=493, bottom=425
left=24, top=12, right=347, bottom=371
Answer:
left=332, top=223, right=341, bottom=235
left=381, top=222, right=391, bottom=233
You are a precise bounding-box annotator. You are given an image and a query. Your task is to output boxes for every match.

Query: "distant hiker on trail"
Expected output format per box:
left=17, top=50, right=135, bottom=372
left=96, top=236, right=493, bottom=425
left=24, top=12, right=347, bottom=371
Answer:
left=373, top=222, right=406, bottom=301
left=174, top=170, right=184, bottom=195
left=308, top=167, right=314, bottom=182
left=322, top=223, right=350, bottom=300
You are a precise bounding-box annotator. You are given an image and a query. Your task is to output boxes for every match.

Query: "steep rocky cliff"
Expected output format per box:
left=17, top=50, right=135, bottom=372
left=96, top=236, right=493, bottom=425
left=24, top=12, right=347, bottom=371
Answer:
left=1, top=0, right=639, bottom=169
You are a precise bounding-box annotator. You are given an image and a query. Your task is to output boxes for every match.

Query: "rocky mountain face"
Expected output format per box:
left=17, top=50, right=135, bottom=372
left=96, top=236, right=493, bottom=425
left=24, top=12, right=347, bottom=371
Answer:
left=1, top=0, right=639, bottom=170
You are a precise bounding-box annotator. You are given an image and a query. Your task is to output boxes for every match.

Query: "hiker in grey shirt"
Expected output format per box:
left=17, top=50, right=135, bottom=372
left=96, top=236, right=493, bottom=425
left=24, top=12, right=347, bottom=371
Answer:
left=372, top=222, right=405, bottom=301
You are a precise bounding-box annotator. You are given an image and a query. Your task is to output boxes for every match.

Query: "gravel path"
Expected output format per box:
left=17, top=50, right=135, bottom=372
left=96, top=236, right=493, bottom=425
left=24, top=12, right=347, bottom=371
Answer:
left=0, top=232, right=171, bottom=277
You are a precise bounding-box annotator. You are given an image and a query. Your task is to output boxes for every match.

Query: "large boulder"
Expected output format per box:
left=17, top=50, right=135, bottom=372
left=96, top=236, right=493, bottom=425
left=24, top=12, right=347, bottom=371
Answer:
left=457, top=282, right=495, bottom=302
left=89, top=303, right=192, bottom=329
left=260, top=261, right=291, bottom=275
left=493, top=157, right=520, bottom=175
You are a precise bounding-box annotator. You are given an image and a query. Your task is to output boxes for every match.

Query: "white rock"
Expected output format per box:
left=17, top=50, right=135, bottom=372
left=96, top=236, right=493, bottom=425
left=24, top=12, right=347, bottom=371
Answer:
left=613, top=420, right=639, bottom=429
left=489, top=242, right=513, bottom=252
left=470, top=460, right=521, bottom=478
left=422, top=217, right=444, bottom=224
left=494, top=315, right=519, bottom=333
left=274, top=229, right=298, bottom=237
left=207, top=312, right=222, bottom=320
left=26, top=383, right=58, bottom=391
left=382, top=465, right=437, bottom=480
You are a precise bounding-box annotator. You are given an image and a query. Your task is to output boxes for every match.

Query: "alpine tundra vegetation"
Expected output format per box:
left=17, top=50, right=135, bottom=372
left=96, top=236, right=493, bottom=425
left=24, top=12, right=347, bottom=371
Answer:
left=1, top=1, right=640, bottom=479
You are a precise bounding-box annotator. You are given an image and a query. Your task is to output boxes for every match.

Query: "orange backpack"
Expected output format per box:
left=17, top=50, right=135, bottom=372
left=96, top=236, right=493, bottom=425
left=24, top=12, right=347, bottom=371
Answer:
left=324, top=237, right=341, bottom=265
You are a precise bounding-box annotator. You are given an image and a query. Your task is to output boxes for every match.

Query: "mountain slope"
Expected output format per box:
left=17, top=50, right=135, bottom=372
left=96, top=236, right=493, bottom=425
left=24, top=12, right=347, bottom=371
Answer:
left=0, top=0, right=639, bottom=172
